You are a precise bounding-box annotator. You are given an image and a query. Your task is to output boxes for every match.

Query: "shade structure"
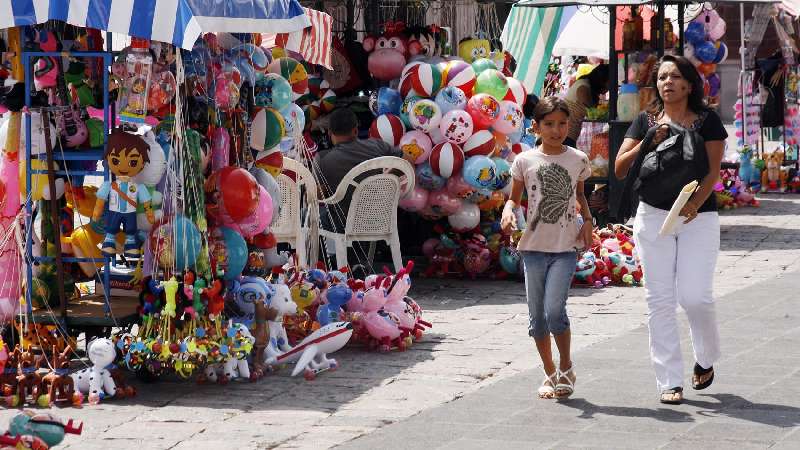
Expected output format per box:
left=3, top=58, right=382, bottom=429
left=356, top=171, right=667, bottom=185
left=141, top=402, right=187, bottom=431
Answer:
left=501, top=4, right=565, bottom=95
left=0, top=0, right=311, bottom=50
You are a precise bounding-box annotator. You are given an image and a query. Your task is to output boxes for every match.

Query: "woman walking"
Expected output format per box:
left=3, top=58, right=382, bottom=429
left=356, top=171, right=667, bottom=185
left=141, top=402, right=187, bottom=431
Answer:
left=615, top=55, right=726, bottom=404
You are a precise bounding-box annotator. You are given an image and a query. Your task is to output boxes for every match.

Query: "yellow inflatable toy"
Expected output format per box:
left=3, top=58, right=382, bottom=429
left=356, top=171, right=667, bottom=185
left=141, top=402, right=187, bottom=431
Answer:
left=458, top=38, right=491, bottom=63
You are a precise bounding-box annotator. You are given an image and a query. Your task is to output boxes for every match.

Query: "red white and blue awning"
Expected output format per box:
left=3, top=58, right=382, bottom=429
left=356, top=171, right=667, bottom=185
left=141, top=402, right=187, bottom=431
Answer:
left=0, top=0, right=311, bottom=50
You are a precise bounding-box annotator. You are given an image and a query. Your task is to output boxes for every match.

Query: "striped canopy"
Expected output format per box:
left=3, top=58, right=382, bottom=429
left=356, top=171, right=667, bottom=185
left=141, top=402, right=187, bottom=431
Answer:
left=501, top=4, right=565, bottom=96
left=0, top=0, right=311, bottom=50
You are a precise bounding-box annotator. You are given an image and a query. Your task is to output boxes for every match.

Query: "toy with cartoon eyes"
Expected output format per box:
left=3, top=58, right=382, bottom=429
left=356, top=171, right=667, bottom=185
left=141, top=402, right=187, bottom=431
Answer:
left=458, top=37, right=491, bottom=63
left=363, top=21, right=411, bottom=81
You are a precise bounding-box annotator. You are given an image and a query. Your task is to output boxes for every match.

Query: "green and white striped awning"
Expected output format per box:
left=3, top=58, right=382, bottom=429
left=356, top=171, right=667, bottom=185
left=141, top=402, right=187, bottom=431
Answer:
left=501, top=4, right=565, bottom=96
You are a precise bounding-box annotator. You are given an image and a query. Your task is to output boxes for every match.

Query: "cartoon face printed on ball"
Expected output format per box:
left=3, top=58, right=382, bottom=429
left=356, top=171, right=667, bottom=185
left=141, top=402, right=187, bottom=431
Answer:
left=439, top=110, right=474, bottom=145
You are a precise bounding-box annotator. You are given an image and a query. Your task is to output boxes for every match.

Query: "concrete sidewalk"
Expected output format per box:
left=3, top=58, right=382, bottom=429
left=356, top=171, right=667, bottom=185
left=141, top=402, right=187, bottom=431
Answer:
left=339, top=270, right=800, bottom=449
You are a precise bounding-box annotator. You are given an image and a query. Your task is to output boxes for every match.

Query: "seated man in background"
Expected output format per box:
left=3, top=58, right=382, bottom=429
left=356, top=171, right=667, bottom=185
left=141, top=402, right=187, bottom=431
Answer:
left=315, top=107, right=403, bottom=234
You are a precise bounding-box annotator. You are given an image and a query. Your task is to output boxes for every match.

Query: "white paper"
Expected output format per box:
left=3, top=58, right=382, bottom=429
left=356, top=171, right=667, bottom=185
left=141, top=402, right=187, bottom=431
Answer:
left=658, top=180, right=700, bottom=236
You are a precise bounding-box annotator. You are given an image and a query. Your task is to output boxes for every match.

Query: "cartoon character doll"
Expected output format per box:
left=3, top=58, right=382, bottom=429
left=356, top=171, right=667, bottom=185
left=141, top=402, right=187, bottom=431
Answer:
left=92, top=129, right=154, bottom=257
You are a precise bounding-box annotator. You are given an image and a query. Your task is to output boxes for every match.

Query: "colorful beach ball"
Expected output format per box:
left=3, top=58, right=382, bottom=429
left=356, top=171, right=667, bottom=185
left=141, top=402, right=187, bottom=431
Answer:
left=399, top=130, right=433, bottom=164
left=443, top=60, right=476, bottom=96
left=254, top=146, right=284, bottom=178
left=466, top=94, right=501, bottom=130
left=435, top=86, right=468, bottom=114
left=409, top=99, right=442, bottom=133
left=474, top=69, right=509, bottom=100
left=250, top=108, right=286, bottom=151
left=400, top=95, right=423, bottom=129
left=493, top=100, right=524, bottom=134
left=439, top=110, right=474, bottom=145
left=429, top=142, right=465, bottom=179
left=463, top=155, right=497, bottom=190
left=463, top=130, right=496, bottom=157
left=398, top=72, right=419, bottom=99
left=320, top=89, right=337, bottom=113
left=409, top=63, right=442, bottom=97
left=369, top=114, right=405, bottom=146
left=471, top=58, right=497, bottom=75
left=267, top=57, right=309, bottom=95
left=254, top=73, right=292, bottom=111
left=504, top=77, right=527, bottom=106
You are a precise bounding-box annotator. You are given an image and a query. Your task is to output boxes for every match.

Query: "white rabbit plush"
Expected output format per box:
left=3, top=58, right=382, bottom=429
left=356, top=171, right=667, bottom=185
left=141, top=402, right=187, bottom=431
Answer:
left=71, top=338, right=117, bottom=404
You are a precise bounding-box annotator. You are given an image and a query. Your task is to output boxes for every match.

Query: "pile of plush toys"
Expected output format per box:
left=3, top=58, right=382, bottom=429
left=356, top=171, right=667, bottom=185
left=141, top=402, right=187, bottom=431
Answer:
left=573, top=225, right=644, bottom=288
left=715, top=167, right=760, bottom=209
left=112, top=261, right=429, bottom=384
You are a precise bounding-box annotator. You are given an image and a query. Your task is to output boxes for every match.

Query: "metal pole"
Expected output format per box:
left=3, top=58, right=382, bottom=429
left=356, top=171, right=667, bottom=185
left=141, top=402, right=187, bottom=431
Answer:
left=678, top=2, right=685, bottom=55
left=609, top=6, right=618, bottom=121
left=657, top=0, right=665, bottom=57
left=740, top=3, right=747, bottom=153
left=345, top=0, right=356, bottom=45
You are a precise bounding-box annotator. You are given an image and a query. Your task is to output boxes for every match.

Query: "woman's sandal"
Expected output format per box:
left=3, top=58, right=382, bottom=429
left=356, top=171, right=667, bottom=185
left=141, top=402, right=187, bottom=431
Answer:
left=538, top=370, right=558, bottom=399
left=555, top=366, right=576, bottom=399
left=692, top=363, right=715, bottom=390
left=660, top=387, right=684, bottom=404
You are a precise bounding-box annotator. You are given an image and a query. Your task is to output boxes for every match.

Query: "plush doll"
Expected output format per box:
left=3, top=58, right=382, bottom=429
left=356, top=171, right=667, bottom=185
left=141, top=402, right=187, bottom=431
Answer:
left=92, top=129, right=155, bottom=257
left=70, top=338, right=117, bottom=404
left=762, top=150, right=788, bottom=191
left=363, top=21, right=411, bottom=82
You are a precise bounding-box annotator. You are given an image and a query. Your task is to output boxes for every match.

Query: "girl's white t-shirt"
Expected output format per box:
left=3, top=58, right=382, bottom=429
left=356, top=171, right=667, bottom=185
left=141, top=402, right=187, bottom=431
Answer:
left=510, top=146, right=591, bottom=253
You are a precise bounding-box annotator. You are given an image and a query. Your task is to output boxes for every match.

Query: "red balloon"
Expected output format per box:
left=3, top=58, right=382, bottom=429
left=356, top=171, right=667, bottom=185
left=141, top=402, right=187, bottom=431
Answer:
left=218, top=167, right=259, bottom=222
left=466, top=94, right=500, bottom=130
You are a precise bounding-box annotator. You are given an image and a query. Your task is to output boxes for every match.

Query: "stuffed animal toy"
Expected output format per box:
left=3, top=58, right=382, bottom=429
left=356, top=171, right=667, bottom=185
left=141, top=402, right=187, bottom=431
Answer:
left=203, top=323, right=255, bottom=383
left=92, top=129, right=155, bottom=257
left=40, top=346, right=81, bottom=406
left=263, top=284, right=298, bottom=365
left=363, top=21, right=411, bottom=81
left=762, top=150, right=788, bottom=191
left=70, top=338, right=117, bottom=404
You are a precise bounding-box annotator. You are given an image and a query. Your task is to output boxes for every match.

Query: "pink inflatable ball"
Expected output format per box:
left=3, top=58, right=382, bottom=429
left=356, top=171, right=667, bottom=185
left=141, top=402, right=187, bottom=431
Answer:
left=236, top=185, right=273, bottom=238
left=439, top=110, right=474, bottom=145
left=369, top=114, right=406, bottom=146
left=426, top=189, right=462, bottom=216
left=447, top=201, right=481, bottom=232
left=466, top=94, right=501, bottom=131
left=399, top=186, right=430, bottom=212
left=428, top=126, right=449, bottom=145
left=422, top=238, right=440, bottom=257
left=399, top=130, right=433, bottom=164
left=446, top=174, right=478, bottom=199
left=503, top=77, right=527, bottom=106
left=493, top=100, right=524, bottom=134
left=362, top=287, right=389, bottom=313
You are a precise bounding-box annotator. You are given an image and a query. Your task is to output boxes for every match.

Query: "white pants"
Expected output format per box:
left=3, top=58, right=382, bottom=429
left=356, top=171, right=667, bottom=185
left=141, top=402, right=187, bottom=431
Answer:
left=633, top=202, right=721, bottom=391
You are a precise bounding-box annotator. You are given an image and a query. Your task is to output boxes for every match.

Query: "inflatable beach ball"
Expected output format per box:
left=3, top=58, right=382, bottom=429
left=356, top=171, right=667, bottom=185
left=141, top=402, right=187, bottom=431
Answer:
left=466, top=93, right=501, bottom=130
left=429, top=142, right=465, bottom=179
left=267, top=57, right=309, bottom=95
left=504, top=77, right=527, bottom=106
left=369, top=114, right=405, bottom=146
left=250, top=108, right=286, bottom=151
left=399, top=130, right=433, bottom=164
left=443, top=60, right=476, bottom=96
left=409, top=63, right=442, bottom=97
left=409, top=99, right=442, bottom=133
left=435, top=86, right=468, bottom=114
left=254, top=73, right=292, bottom=111
left=254, top=146, right=284, bottom=178
left=463, top=155, right=497, bottom=190
left=439, top=110, right=474, bottom=145
left=370, top=87, right=403, bottom=116
left=494, top=100, right=524, bottom=134
left=463, top=130, right=496, bottom=157
left=474, top=69, right=509, bottom=100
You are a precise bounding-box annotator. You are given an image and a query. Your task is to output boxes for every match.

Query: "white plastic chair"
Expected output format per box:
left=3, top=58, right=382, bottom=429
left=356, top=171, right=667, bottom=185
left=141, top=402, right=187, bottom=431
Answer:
left=273, top=158, right=319, bottom=268
left=318, top=156, right=415, bottom=272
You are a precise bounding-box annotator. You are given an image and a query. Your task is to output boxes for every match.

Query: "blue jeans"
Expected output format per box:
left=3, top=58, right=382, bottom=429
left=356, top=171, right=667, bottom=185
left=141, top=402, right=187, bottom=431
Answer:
left=521, top=251, right=577, bottom=339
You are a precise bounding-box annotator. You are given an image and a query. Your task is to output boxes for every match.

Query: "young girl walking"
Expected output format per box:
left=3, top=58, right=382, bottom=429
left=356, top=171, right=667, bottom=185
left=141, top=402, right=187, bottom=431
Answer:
left=501, top=96, right=593, bottom=398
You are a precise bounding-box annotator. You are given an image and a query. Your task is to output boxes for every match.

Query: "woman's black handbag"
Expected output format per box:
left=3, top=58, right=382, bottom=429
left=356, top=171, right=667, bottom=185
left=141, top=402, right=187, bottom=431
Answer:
left=633, top=122, right=705, bottom=206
